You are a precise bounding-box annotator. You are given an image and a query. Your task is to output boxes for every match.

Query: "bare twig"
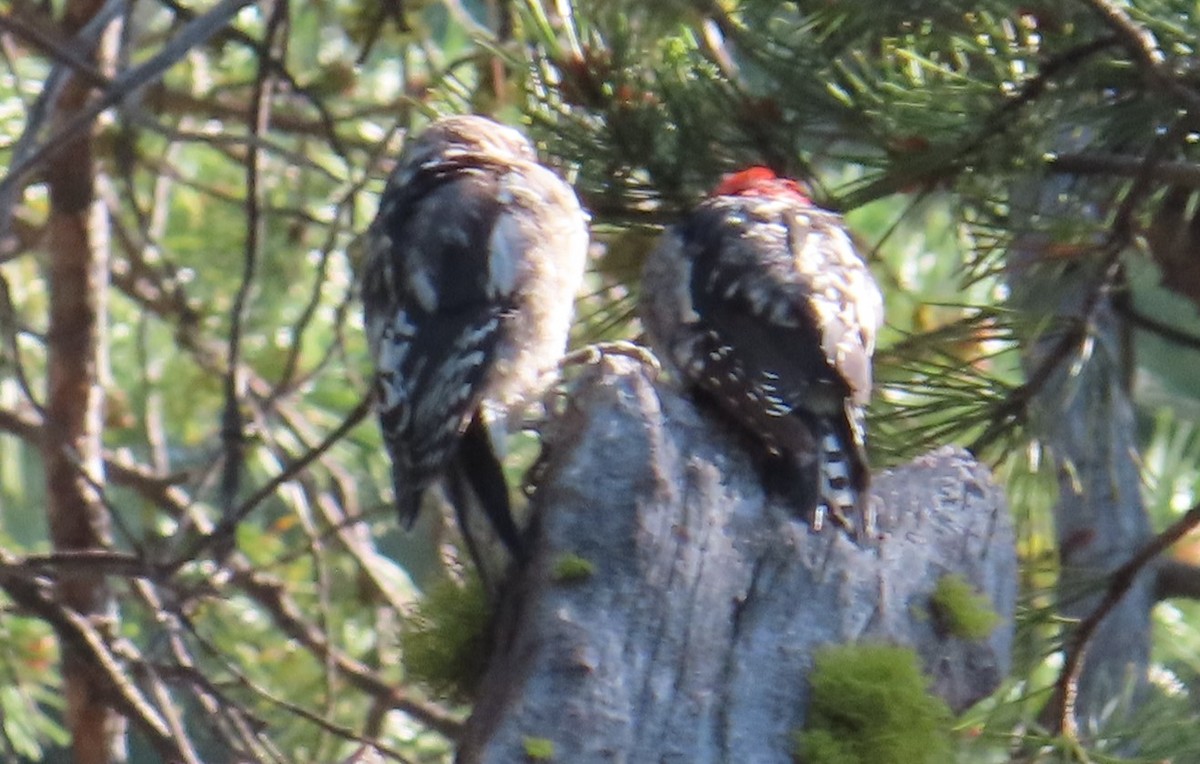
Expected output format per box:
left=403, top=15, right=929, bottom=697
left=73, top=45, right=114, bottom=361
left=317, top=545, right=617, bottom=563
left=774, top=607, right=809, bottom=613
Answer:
left=170, top=395, right=373, bottom=569
left=0, top=271, right=44, bottom=413
left=217, top=0, right=288, bottom=558
left=124, top=107, right=345, bottom=181
left=0, top=550, right=149, bottom=579
left=138, top=572, right=279, bottom=759
left=228, top=564, right=464, bottom=739
left=1116, top=301, right=1200, bottom=352
left=0, top=0, right=257, bottom=227
left=0, top=404, right=193, bottom=517
left=1, top=401, right=460, bottom=743
left=0, top=2, right=116, bottom=84
left=0, top=0, right=124, bottom=236
left=0, top=552, right=187, bottom=761
left=1046, top=501, right=1200, bottom=738
left=1048, top=153, right=1200, bottom=189
left=1078, top=0, right=1200, bottom=115
left=1155, top=559, right=1200, bottom=600
left=156, top=0, right=351, bottom=160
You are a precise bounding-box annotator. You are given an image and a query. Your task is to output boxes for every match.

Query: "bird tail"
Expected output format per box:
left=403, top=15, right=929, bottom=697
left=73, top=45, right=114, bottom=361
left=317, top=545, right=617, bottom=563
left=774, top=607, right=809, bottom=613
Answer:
left=817, top=408, right=874, bottom=539
left=391, top=465, right=425, bottom=530
left=450, top=414, right=525, bottom=559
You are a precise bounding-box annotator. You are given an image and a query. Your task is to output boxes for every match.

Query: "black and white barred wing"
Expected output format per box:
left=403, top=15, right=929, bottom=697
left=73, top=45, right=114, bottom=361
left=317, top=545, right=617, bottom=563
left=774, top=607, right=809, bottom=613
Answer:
left=363, top=162, right=513, bottom=525
left=642, top=196, right=882, bottom=533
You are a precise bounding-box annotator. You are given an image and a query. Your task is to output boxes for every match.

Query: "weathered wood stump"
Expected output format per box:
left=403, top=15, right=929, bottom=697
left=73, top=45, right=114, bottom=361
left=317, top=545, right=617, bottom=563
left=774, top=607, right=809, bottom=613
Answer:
left=458, top=357, right=1016, bottom=763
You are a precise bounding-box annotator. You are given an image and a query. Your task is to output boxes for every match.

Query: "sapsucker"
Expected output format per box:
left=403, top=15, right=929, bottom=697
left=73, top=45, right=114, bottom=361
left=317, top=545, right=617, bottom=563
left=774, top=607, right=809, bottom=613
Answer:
left=362, top=115, right=589, bottom=556
left=640, top=167, right=883, bottom=537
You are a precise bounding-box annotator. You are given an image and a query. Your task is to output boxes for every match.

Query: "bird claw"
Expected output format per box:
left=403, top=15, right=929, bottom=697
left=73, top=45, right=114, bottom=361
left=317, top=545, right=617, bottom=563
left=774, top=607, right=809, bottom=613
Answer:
left=560, top=340, right=662, bottom=378
left=810, top=503, right=826, bottom=533
left=810, top=498, right=879, bottom=545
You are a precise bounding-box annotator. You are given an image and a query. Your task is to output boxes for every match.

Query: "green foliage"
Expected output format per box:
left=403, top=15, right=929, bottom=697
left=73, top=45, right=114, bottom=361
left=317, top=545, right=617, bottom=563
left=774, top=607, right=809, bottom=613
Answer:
left=399, top=577, right=493, bottom=701
left=552, top=552, right=597, bottom=582
left=792, top=645, right=952, bottom=764
left=0, top=613, right=67, bottom=760
left=521, top=3, right=749, bottom=205
left=930, top=574, right=1002, bottom=640
left=522, top=736, right=556, bottom=760
left=2, top=0, right=1200, bottom=760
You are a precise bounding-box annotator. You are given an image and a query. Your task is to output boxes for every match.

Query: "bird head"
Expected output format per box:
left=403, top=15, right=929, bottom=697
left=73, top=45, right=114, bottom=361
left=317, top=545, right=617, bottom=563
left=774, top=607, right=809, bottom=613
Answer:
left=396, top=115, right=537, bottom=176
left=712, top=166, right=810, bottom=203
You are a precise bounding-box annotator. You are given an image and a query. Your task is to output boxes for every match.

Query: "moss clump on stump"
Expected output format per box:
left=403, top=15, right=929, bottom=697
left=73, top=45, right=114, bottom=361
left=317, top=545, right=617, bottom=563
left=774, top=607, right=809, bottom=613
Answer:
left=398, top=576, right=491, bottom=700
left=930, top=573, right=1001, bottom=640
left=522, top=736, right=555, bottom=760
left=552, top=553, right=596, bottom=583
left=793, top=644, right=951, bottom=764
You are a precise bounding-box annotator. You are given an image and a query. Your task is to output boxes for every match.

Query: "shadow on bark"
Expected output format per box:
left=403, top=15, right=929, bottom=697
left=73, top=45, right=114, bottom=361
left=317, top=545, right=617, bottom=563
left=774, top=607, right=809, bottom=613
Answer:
left=459, top=356, right=1016, bottom=763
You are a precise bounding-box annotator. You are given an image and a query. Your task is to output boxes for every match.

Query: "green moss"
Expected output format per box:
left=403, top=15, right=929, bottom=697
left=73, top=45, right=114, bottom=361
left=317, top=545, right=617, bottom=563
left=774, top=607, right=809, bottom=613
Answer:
left=552, top=553, right=596, bottom=583
left=930, top=574, right=1001, bottom=640
left=792, top=644, right=951, bottom=764
left=522, top=736, right=556, bottom=760
left=398, top=577, right=491, bottom=700
left=792, top=728, right=859, bottom=764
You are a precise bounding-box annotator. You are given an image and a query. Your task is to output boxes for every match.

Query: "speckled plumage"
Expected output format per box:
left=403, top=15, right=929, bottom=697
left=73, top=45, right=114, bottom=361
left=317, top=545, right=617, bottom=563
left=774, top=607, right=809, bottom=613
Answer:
left=640, top=168, right=882, bottom=536
left=362, top=115, right=588, bottom=548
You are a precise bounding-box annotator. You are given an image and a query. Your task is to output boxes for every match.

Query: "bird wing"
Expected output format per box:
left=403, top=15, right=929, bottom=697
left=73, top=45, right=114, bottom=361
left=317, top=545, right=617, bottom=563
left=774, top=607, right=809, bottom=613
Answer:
left=363, top=159, right=514, bottom=523
left=681, top=198, right=878, bottom=419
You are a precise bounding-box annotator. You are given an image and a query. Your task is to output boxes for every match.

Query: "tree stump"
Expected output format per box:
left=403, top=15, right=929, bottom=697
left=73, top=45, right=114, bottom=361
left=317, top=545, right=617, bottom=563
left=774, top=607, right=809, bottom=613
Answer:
left=458, top=357, right=1016, bottom=763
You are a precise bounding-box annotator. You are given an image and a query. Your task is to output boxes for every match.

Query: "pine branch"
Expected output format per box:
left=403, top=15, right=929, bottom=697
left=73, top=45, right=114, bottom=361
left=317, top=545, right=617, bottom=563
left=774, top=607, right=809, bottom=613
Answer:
left=1079, top=0, right=1200, bottom=116
left=1042, top=501, right=1200, bottom=738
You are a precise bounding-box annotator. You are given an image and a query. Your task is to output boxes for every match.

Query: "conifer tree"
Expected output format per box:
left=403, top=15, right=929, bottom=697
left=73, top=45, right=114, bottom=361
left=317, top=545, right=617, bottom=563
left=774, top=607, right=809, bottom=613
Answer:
left=1, top=1, right=1199, bottom=760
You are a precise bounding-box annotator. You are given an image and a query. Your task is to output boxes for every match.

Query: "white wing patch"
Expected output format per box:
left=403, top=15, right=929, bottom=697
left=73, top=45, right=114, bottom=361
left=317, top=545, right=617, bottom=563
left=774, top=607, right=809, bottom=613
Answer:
left=486, top=213, right=522, bottom=298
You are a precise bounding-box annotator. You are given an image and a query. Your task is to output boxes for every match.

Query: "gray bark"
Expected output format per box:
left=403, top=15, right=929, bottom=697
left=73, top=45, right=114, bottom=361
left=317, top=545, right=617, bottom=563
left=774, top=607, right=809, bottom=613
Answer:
left=459, top=356, right=1016, bottom=763
left=1027, top=267, right=1153, bottom=736
left=1010, top=149, right=1155, bottom=736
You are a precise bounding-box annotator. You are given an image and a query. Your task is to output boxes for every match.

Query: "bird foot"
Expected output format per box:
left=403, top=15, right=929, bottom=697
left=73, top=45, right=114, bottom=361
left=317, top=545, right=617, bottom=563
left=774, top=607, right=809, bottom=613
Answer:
left=810, top=498, right=879, bottom=545
left=560, top=340, right=662, bottom=378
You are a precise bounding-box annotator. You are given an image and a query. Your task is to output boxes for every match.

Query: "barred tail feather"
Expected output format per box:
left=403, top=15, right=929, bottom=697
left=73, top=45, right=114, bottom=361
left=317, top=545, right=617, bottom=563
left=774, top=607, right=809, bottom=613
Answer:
left=818, top=415, right=874, bottom=539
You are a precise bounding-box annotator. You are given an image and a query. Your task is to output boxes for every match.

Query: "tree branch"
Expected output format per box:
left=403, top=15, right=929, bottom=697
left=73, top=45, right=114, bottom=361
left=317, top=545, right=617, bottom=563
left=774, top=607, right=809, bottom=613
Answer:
left=1078, top=0, right=1200, bottom=116
left=0, top=553, right=189, bottom=762
left=228, top=565, right=464, bottom=739
left=1116, top=301, right=1200, bottom=352
left=0, top=0, right=258, bottom=229
left=171, top=394, right=373, bottom=568
left=1048, top=153, right=1200, bottom=189
left=216, top=0, right=288, bottom=561
left=1045, top=501, right=1200, bottom=738
left=1156, top=559, right=1200, bottom=601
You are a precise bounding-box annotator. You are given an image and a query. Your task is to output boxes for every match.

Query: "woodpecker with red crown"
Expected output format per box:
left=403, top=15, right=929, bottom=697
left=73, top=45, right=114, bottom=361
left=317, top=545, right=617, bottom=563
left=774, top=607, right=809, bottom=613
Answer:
left=362, top=115, right=589, bottom=559
left=640, top=167, right=883, bottom=538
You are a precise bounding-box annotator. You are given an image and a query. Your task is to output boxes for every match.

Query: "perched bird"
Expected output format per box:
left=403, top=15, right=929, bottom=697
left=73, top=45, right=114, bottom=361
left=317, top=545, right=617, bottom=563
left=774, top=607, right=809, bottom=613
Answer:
left=640, top=167, right=883, bottom=537
left=362, top=115, right=589, bottom=558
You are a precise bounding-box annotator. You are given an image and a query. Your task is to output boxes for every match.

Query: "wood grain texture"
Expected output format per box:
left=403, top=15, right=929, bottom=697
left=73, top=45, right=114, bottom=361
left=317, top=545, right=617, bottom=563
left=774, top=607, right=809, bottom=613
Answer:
left=459, top=356, right=1016, bottom=763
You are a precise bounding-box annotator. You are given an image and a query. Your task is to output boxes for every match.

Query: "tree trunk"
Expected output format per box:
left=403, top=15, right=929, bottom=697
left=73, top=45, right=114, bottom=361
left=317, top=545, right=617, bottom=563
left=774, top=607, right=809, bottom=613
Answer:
left=42, top=2, right=122, bottom=761
left=459, top=357, right=1016, bottom=763
left=1010, top=148, right=1155, bottom=737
